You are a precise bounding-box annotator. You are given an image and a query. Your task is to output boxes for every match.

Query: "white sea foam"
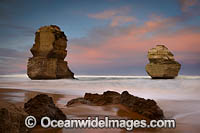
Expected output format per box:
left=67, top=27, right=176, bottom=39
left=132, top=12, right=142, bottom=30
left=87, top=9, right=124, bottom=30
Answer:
left=0, top=74, right=200, bottom=100
left=0, top=74, right=200, bottom=126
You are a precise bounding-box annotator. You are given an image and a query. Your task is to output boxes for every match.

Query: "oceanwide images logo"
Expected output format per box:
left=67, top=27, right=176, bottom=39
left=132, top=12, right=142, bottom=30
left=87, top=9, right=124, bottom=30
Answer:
left=25, top=115, right=176, bottom=130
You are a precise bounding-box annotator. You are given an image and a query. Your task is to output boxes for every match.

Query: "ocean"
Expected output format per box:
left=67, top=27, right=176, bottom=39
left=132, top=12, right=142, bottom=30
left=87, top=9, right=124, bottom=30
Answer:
left=0, top=74, right=200, bottom=132
left=0, top=74, right=200, bottom=100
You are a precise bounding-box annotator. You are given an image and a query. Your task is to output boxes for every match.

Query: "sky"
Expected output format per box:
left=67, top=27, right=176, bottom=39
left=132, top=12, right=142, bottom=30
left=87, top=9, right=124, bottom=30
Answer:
left=0, top=0, right=200, bottom=75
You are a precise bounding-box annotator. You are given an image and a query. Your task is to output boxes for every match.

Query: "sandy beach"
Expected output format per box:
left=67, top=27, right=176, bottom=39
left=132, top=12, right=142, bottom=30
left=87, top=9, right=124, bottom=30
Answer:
left=1, top=87, right=200, bottom=133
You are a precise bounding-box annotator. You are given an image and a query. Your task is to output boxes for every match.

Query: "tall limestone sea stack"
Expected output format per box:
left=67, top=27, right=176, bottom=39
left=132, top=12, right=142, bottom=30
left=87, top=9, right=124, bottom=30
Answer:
left=146, top=45, right=181, bottom=79
left=27, top=25, right=74, bottom=79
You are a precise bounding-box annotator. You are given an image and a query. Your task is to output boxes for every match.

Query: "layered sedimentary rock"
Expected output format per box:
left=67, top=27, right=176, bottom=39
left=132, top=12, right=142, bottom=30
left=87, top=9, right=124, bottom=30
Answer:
left=27, top=25, right=74, bottom=79
left=67, top=91, right=164, bottom=120
left=146, top=45, right=181, bottom=79
left=24, top=94, right=66, bottom=124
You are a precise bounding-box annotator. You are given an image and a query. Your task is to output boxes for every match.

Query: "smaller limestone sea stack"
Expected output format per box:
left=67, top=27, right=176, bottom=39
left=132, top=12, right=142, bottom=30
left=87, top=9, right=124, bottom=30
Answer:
left=146, top=45, right=181, bottom=79
left=27, top=25, right=74, bottom=79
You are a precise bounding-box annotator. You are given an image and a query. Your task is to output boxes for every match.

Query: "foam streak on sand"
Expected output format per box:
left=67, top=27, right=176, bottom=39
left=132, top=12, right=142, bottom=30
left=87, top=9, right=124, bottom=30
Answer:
left=173, top=110, right=200, bottom=119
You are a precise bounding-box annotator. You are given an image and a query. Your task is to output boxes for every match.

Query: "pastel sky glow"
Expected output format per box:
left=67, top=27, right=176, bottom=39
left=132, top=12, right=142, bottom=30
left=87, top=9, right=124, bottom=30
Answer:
left=0, top=0, right=200, bottom=75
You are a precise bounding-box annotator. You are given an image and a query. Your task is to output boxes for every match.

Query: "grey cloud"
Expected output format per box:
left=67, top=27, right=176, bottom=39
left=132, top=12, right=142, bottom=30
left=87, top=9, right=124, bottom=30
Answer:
left=0, top=56, right=27, bottom=74
left=70, top=24, right=134, bottom=47
left=178, top=0, right=198, bottom=12
left=0, top=24, right=35, bottom=36
left=0, top=48, right=30, bottom=59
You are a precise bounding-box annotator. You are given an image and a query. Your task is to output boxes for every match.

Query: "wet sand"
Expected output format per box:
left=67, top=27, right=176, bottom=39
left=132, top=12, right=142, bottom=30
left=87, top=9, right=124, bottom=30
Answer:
left=0, top=88, right=200, bottom=133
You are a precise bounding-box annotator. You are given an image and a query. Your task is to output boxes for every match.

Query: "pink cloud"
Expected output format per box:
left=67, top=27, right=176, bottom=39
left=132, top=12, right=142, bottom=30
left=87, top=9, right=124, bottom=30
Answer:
left=88, top=6, right=136, bottom=27
left=88, top=6, right=131, bottom=19
left=110, top=16, right=135, bottom=27
left=88, top=10, right=117, bottom=19
left=69, top=17, right=200, bottom=68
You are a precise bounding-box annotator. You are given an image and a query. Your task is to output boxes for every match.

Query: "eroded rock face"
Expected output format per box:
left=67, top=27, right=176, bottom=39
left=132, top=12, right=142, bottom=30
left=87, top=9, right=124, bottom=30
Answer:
left=27, top=25, right=74, bottom=79
left=24, top=94, right=66, bottom=124
left=120, top=91, right=163, bottom=120
left=146, top=45, right=181, bottom=79
left=67, top=91, right=164, bottom=120
left=84, top=91, right=121, bottom=105
left=0, top=102, right=29, bottom=133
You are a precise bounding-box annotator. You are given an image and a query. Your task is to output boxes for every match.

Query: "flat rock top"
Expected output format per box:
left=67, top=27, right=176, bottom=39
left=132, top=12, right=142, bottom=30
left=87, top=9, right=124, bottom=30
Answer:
left=37, top=25, right=61, bottom=32
left=148, top=45, right=175, bottom=62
